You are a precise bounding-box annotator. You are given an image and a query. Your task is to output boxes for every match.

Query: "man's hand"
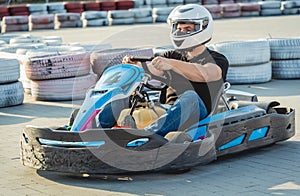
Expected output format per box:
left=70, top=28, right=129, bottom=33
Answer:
left=122, top=55, right=142, bottom=67
left=150, top=57, right=172, bottom=71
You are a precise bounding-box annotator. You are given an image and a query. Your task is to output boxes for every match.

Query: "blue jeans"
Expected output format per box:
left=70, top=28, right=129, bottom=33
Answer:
left=97, top=99, right=128, bottom=128
left=144, top=90, right=208, bottom=136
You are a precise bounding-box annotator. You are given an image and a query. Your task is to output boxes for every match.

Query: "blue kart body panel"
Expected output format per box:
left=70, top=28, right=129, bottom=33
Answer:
left=20, top=63, right=295, bottom=174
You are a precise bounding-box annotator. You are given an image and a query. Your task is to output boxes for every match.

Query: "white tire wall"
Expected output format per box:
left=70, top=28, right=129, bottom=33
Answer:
left=30, top=73, right=97, bottom=101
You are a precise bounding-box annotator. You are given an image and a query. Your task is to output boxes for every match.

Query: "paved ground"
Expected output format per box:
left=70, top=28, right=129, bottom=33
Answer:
left=0, top=15, right=300, bottom=196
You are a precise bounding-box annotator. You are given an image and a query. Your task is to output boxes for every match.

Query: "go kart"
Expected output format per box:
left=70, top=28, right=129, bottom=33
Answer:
left=21, top=57, right=295, bottom=174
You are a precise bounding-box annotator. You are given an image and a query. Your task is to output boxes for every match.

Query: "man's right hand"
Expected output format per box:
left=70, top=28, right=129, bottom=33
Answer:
left=122, top=55, right=142, bottom=67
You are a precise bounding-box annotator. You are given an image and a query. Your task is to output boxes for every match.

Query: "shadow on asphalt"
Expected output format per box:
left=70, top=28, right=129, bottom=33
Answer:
left=35, top=140, right=300, bottom=195
left=232, top=79, right=300, bottom=97
left=0, top=102, right=71, bottom=125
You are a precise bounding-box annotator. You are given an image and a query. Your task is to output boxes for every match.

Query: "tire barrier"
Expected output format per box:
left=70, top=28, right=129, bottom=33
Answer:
left=0, top=1, right=299, bottom=31
left=269, top=38, right=300, bottom=79
left=90, top=48, right=153, bottom=76
left=64, top=2, right=84, bottom=13
left=259, top=1, right=282, bottom=16
left=29, top=14, right=55, bottom=31
left=47, top=3, right=66, bottom=14
left=0, top=6, right=10, bottom=20
left=0, top=56, right=24, bottom=107
left=0, top=43, right=46, bottom=54
left=204, top=4, right=222, bottom=19
left=55, top=13, right=82, bottom=29
left=1, top=15, right=29, bottom=33
left=221, top=3, right=241, bottom=18
left=116, top=0, right=135, bottom=10
left=0, top=81, right=24, bottom=108
left=108, top=10, right=135, bottom=25
left=167, top=0, right=184, bottom=7
left=0, top=58, right=20, bottom=84
left=24, top=52, right=91, bottom=80
left=8, top=5, right=30, bottom=16
left=213, top=39, right=272, bottom=84
left=239, top=2, right=261, bottom=17
left=146, top=0, right=168, bottom=8
left=129, top=8, right=153, bottom=23
left=100, top=1, right=117, bottom=11
left=82, top=2, right=101, bottom=11
left=27, top=4, right=48, bottom=15
left=81, top=11, right=109, bottom=27
left=30, top=73, right=97, bottom=101
left=282, top=1, right=300, bottom=15
left=153, top=7, right=174, bottom=22
left=226, top=62, right=272, bottom=84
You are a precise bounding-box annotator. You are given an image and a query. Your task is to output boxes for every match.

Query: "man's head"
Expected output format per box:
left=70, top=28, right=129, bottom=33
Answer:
left=167, top=4, right=213, bottom=50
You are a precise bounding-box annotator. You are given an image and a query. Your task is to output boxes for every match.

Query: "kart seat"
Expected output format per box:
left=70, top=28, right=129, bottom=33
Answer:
left=117, top=105, right=166, bottom=129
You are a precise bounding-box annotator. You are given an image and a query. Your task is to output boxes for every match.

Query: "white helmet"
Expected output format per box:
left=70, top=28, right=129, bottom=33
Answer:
left=167, top=4, right=214, bottom=50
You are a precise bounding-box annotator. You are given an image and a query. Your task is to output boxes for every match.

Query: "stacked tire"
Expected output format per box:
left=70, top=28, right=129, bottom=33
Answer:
left=134, top=0, right=148, bottom=8
left=239, top=2, right=261, bottom=17
left=90, top=48, right=154, bottom=77
left=100, top=1, right=116, bottom=11
left=82, top=1, right=101, bottom=11
left=145, top=0, right=168, bottom=8
left=23, top=52, right=97, bottom=101
left=1, top=16, right=29, bottom=33
left=47, top=3, right=67, bottom=14
left=8, top=5, right=30, bottom=16
left=259, top=1, right=282, bottom=16
left=282, top=0, right=300, bottom=15
left=204, top=4, right=222, bottom=19
left=0, top=35, right=46, bottom=53
left=29, top=14, right=55, bottom=31
left=0, top=6, right=10, bottom=20
left=81, top=11, right=109, bottom=27
left=27, top=4, right=48, bottom=15
left=213, top=39, right=272, bottom=84
left=221, top=3, right=241, bottom=18
left=129, top=8, right=153, bottom=24
left=153, top=7, right=174, bottom=23
left=269, top=38, right=300, bottom=79
left=55, top=13, right=82, bottom=29
left=203, top=0, right=219, bottom=5
left=108, top=10, right=135, bottom=25
left=116, top=0, right=135, bottom=10
left=184, top=0, right=200, bottom=3
left=0, top=57, right=24, bottom=108
left=167, top=0, right=184, bottom=7
left=64, top=2, right=84, bottom=13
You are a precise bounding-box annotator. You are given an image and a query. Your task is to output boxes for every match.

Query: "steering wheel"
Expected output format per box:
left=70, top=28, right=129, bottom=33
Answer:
left=129, top=56, right=172, bottom=90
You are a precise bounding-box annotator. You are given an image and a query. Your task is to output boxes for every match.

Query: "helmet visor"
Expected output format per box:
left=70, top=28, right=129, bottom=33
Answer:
left=170, top=17, right=209, bottom=38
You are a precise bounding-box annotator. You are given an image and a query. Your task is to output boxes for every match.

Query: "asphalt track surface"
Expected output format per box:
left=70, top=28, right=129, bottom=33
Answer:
left=0, top=15, right=300, bottom=196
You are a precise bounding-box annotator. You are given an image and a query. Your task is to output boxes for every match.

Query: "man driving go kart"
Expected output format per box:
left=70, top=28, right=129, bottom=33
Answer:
left=122, top=4, right=229, bottom=136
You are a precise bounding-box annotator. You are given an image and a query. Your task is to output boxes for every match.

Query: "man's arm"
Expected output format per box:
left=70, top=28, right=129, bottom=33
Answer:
left=150, top=56, right=222, bottom=82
